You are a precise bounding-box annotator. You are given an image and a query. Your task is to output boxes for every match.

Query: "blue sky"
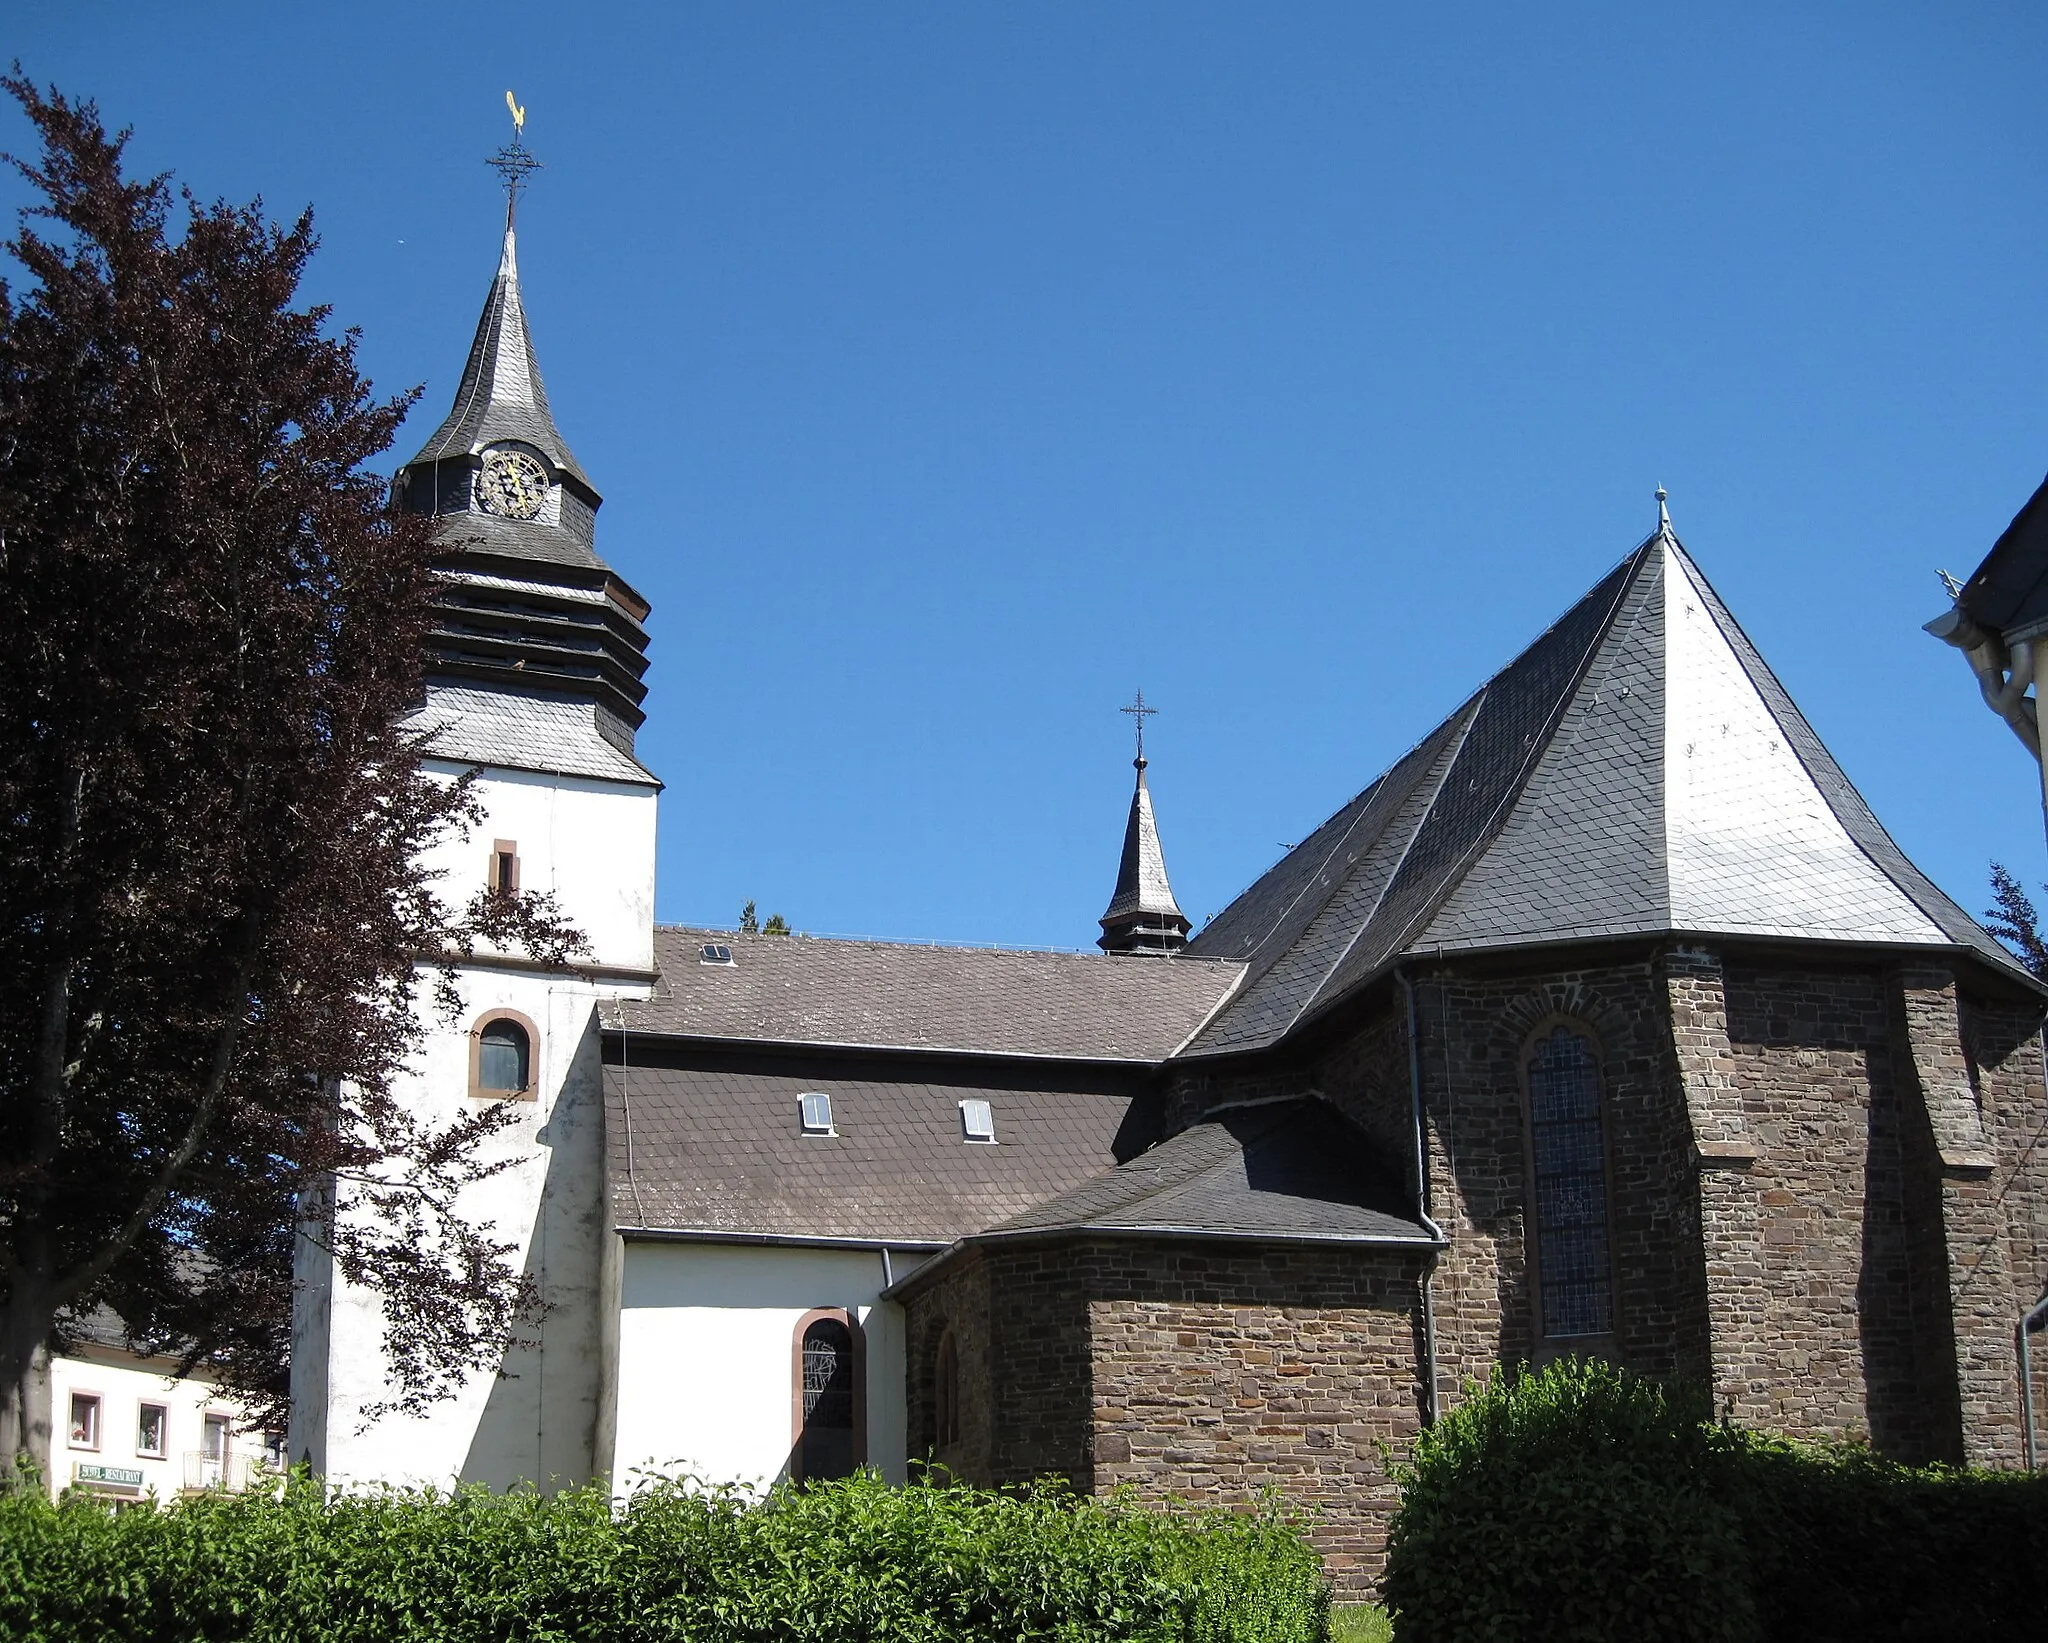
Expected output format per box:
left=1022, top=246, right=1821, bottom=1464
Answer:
left=9, top=2, right=2048, bottom=946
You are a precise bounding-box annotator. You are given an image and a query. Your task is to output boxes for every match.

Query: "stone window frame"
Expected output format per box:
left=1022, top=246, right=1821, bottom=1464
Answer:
left=933, top=1327, right=961, bottom=1451
left=488, top=839, right=520, bottom=897
left=789, top=1307, right=866, bottom=1483
left=467, top=1008, right=540, bottom=1102
left=1515, top=1014, right=1621, bottom=1350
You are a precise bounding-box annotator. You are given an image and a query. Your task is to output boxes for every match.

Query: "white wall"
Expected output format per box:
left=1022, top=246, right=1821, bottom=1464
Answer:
left=609, top=1241, right=930, bottom=1492
left=413, top=762, right=658, bottom=972
left=50, top=1351, right=263, bottom=1503
left=292, top=756, right=656, bottom=1492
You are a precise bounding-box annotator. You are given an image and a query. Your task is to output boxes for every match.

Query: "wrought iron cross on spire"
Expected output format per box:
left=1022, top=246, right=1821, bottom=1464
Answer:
left=1121, top=689, right=1159, bottom=767
left=487, top=90, right=542, bottom=227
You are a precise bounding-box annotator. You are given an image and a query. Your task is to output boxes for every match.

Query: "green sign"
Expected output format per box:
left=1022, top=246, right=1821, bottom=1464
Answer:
left=75, top=1463, right=143, bottom=1490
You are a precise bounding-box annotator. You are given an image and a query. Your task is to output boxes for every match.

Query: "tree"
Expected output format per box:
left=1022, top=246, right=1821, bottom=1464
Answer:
left=739, top=900, right=759, bottom=935
left=0, top=78, right=580, bottom=1477
left=1986, top=862, right=2048, bottom=980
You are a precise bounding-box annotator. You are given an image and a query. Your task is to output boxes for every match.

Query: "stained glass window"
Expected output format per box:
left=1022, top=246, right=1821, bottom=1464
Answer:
left=1527, top=1025, right=1613, bottom=1338
left=799, top=1317, right=856, bottom=1481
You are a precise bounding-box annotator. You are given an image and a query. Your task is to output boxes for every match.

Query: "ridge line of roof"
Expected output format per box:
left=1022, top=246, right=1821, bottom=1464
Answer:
left=1165, top=957, right=1253, bottom=1058
left=1280, top=681, right=1490, bottom=1043
left=1280, top=541, right=1654, bottom=1038
left=655, top=925, right=1244, bottom=962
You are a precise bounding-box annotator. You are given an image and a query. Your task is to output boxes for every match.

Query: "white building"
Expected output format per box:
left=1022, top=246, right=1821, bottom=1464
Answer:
left=287, top=188, right=1240, bottom=1494
left=50, top=1312, right=273, bottom=1503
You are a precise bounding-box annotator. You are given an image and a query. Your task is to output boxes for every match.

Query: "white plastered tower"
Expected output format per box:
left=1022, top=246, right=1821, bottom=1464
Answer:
left=288, top=194, right=660, bottom=1489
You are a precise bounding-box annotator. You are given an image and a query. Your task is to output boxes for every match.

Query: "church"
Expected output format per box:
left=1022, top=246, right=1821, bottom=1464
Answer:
left=288, top=171, right=2048, bottom=1593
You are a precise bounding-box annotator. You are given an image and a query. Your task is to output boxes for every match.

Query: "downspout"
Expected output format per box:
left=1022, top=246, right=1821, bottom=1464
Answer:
left=1399, top=965, right=1449, bottom=1426
left=2022, top=1290, right=2048, bottom=1472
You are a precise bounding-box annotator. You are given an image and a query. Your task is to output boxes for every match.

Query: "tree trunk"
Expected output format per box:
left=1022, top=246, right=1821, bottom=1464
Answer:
left=0, top=1319, right=53, bottom=1491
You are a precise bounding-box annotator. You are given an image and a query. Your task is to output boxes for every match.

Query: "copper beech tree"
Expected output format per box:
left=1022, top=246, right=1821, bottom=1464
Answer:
left=0, top=79, right=582, bottom=1476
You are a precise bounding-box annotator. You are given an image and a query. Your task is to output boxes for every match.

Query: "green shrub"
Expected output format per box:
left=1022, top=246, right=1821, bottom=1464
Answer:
left=1727, top=1436, right=2048, bottom=1643
left=0, top=1469, right=1329, bottom=1643
left=1380, top=1358, right=2048, bottom=1643
left=1380, top=1358, right=1754, bottom=1643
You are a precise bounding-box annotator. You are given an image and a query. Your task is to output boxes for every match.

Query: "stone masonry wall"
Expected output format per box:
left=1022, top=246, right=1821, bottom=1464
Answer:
left=903, top=1251, right=996, bottom=1481
left=1387, top=960, right=1698, bottom=1390
left=1080, top=1240, right=1426, bottom=1597
left=1961, top=993, right=2048, bottom=1461
left=903, top=1237, right=1427, bottom=1598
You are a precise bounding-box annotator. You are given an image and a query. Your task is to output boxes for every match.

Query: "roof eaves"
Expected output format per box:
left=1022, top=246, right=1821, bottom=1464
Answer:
left=615, top=1225, right=949, bottom=1253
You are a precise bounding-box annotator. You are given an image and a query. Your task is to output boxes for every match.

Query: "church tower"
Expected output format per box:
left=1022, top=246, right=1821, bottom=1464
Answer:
left=1098, top=692, right=1190, bottom=955
left=290, top=112, right=660, bottom=1491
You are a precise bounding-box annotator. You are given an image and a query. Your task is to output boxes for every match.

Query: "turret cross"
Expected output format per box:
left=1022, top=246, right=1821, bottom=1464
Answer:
left=487, top=91, right=543, bottom=226
left=1121, top=689, right=1159, bottom=766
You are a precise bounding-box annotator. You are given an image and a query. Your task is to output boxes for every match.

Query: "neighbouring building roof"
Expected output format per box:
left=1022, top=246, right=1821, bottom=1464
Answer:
left=1954, top=469, right=2048, bottom=642
left=616, top=928, right=1244, bottom=1062
left=602, top=1054, right=1145, bottom=1243
left=1184, top=531, right=2031, bottom=1057
left=978, top=1099, right=1433, bottom=1246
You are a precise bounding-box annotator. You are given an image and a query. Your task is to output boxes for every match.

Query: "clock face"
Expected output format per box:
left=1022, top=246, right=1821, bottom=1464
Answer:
left=476, top=448, right=549, bottom=520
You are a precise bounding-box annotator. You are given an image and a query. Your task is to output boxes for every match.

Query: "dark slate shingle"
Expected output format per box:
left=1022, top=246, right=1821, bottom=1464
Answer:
left=620, top=928, right=1245, bottom=1062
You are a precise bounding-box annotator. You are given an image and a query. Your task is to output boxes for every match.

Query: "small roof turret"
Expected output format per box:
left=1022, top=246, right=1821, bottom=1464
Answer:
left=1098, top=691, right=1191, bottom=956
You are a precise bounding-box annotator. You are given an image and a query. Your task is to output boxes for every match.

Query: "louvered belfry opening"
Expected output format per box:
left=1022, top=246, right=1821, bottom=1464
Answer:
left=798, top=1316, right=856, bottom=1481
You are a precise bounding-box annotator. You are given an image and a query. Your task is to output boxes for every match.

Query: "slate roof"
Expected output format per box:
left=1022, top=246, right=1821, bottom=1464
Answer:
left=1184, top=533, right=2031, bottom=1057
left=408, top=225, right=591, bottom=490
left=618, top=929, right=1244, bottom=1061
left=603, top=1055, right=1142, bottom=1242
left=1953, top=469, right=2048, bottom=641
left=981, top=1100, right=1433, bottom=1244
left=429, top=510, right=605, bottom=574
left=406, top=684, right=660, bottom=786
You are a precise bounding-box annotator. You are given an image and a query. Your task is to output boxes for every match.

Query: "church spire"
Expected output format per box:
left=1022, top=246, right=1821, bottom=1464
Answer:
left=393, top=99, right=654, bottom=758
left=1098, top=691, right=1191, bottom=956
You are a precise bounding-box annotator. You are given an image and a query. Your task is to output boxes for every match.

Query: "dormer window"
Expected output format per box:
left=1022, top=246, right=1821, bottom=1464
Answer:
left=800, top=1093, right=835, bottom=1136
left=489, top=840, right=519, bottom=897
left=959, top=1099, right=996, bottom=1144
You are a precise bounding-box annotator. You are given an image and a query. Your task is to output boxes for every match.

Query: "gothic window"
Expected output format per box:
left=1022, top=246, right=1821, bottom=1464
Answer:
left=470, top=1011, right=538, bottom=1101
left=1523, top=1023, right=1615, bottom=1339
left=934, top=1330, right=960, bottom=1450
left=794, top=1312, right=860, bottom=1482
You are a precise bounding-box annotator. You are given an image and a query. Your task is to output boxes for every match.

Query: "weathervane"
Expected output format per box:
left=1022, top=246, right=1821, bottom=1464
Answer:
left=1121, top=689, right=1159, bottom=768
left=487, top=90, right=542, bottom=226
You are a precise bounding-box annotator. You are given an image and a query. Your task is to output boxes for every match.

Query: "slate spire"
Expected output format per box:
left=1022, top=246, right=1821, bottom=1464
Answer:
left=1098, top=696, right=1190, bottom=955
left=392, top=133, right=655, bottom=767
left=404, top=222, right=591, bottom=493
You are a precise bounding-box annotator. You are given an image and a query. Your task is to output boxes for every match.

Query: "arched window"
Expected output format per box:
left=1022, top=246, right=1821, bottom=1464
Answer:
left=794, top=1311, right=861, bottom=1482
left=1523, top=1023, right=1614, bottom=1339
left=469, top=1011, right=537, bottom=1101
left=934, top=1329, right=960, bottom=1450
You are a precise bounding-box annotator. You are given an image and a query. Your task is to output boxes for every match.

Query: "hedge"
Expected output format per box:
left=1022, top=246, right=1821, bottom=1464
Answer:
left=1381, top=1358, right=2048, bottom=1643
left=0, top=1468, right=1330, bottom=1643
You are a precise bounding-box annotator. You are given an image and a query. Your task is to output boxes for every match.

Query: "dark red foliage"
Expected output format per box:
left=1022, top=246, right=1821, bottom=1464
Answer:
left=0, top=76, right=581, bottom=1468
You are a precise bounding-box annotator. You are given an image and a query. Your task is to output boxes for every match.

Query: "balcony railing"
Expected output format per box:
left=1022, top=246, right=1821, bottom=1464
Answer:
left=182, top=1452, right=256, bottom=1493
